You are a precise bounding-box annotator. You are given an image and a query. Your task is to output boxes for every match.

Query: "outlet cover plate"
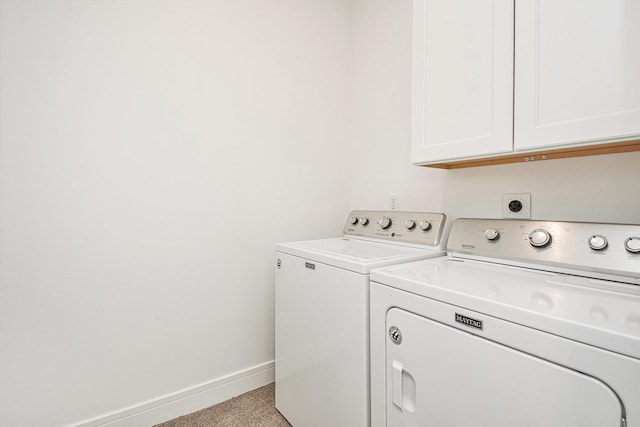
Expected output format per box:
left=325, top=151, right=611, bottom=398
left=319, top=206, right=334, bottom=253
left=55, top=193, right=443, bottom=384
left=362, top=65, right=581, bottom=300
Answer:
left=389, top=193, right=398, bottom=210
left=502, top=193, right=531, bottom=219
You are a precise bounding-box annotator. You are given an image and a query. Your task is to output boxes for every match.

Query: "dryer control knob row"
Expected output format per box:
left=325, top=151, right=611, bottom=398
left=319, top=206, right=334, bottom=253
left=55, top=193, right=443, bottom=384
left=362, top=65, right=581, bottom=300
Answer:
left=419, top=220, right=431, bottom=231
left=378, top=216, right=392, bottom=230
left=588, top=234, right=608, bottom=251
left=484, top=228, right=499, bottom=241
left=624, top=237, right=640, bottom=253
left=529, top=229, right=551, bottom=248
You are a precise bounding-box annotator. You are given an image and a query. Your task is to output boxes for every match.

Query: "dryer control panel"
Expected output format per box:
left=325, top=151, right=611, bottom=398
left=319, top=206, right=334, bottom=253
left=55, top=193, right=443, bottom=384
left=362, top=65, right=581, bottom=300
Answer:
left=343, top=210, right=446, bottom=247
left=447, top=218, right=640, bottom=284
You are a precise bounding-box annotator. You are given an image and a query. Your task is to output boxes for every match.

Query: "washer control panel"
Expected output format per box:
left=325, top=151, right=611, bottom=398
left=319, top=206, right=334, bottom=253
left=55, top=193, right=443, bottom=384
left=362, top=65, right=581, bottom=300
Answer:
left=343, top=210, right=446, bottom=246
left=447, top=218, right=640, bottom=284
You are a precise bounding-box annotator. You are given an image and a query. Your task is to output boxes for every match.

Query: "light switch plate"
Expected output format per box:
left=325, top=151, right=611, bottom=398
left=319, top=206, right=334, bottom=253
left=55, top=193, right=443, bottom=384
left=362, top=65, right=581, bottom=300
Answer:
left=502, top=193, right=531, bottom=219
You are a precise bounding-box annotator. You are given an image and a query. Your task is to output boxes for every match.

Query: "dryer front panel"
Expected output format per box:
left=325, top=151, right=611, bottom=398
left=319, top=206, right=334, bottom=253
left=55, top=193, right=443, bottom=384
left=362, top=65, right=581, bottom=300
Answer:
left=385, top=307, right=623, bottom=427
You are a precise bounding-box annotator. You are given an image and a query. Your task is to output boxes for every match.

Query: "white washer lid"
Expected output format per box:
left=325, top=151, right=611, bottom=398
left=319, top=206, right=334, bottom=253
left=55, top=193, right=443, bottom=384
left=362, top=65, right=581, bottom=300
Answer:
left=275, top=237, right=445, bottom=274
left=371, top=257, right=640, bottom=359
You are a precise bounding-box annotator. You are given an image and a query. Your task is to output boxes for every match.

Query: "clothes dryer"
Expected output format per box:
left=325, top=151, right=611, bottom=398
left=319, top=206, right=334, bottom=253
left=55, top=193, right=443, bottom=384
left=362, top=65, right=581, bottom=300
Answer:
left=370, top=218, right=640, bottom=427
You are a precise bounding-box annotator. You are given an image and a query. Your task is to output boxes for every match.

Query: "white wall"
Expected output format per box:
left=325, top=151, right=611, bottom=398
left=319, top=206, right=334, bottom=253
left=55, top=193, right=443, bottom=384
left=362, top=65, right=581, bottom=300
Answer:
left=3, top=0, right=640, bottom=426
left=351, top=0, right=640, bottom=226
left=0, top=1, right=351, bottom=426
left=442, top=152, right=640, bottom=223
left=351, top=0, right=447, bottom=213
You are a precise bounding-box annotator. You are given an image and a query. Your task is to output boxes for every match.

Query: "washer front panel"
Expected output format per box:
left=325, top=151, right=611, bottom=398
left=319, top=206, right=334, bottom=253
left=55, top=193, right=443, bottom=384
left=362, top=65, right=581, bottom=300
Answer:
left=276, top=252, right=370, bottom=426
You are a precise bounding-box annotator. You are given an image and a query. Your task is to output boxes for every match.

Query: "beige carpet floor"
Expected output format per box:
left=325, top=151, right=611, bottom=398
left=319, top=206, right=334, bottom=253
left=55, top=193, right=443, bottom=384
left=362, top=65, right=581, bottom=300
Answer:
left=155, top=383, right=291, bottom=427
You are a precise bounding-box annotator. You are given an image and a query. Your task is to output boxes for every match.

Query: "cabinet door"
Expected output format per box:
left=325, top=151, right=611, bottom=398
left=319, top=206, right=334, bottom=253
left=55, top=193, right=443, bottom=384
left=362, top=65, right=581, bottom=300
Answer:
left=411, top=0, right=514, bottom=164
left=515, top=0, right=640, bottom=151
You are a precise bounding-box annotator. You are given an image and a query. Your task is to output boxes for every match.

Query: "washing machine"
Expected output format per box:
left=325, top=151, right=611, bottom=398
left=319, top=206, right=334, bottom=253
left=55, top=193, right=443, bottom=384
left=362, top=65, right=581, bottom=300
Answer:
left=370, top=218, right=640, bottom=427
left=275, top=210, right=447, bottom=427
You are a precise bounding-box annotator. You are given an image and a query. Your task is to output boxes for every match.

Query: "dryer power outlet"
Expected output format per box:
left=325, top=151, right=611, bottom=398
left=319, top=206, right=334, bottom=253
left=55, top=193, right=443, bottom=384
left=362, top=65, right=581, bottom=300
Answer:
left=502, top=193, right=531, bottom=219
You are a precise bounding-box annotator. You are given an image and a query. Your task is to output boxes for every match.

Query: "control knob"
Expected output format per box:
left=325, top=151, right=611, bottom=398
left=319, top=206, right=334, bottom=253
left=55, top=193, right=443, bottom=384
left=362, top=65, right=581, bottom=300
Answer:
left=378, top=216, right=392, bottom=230
left=528, top=229, right=551, bottom=248
left=588, top=234, right=608, bottom=251
left=418, top=220, right=431, bottom=231
left=349, top=216, right=358, bottom=225
left=484, top=228, right=499, bottom=241
left=359, top=217, right=369, bottom=226
left=405, top=219, right=416, bottom=230
left=624, top=237, right=640, bottom=253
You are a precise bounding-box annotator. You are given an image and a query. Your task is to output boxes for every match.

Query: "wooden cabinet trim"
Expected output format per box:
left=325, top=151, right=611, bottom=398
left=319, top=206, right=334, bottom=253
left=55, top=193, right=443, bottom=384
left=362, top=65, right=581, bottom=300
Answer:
left=420, top=139, right=640, bottom=169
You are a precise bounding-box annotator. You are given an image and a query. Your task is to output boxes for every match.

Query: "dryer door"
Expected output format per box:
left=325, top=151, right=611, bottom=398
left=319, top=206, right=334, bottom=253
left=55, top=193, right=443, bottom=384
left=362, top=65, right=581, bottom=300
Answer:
left=385, top=308, right=624, bottom=427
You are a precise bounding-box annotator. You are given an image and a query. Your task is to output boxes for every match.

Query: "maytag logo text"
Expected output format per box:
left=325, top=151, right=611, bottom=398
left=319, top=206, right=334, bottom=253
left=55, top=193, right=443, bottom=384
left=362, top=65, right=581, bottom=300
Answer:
left=455, top=313, right=483, bottom=330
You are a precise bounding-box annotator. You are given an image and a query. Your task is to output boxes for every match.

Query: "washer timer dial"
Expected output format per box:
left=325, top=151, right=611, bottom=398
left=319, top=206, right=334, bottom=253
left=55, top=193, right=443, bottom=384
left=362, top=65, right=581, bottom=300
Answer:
left=528, top=229, right=551, bottom=248
left=378, top=216, right=392, bottom=230
left=484, top=228, right=499, bottom=241
left=419, top=220, right=431, bottom=231
left=588, top=234, right=608, bottom=251
left=624, top=237, right=640, bottom=253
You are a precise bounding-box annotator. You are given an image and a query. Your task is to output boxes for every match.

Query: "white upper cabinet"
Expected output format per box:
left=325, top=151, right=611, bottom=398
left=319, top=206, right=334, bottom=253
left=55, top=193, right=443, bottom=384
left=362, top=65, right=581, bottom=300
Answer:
left=514, top=1, right=640, bottom=151
left=412, top=0, right=640, bottom=166
left=411, top=0, right=514, bottom=164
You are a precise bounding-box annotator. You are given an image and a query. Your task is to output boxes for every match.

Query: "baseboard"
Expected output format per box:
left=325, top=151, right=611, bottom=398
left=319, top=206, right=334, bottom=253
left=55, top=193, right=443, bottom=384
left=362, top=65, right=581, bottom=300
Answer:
left=71, top=361, right=275, bottom=427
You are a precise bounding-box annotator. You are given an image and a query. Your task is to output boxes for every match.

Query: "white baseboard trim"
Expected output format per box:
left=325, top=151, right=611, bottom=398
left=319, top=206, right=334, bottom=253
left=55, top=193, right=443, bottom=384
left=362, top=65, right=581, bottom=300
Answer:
left=71, top=360, right=275, bottom=427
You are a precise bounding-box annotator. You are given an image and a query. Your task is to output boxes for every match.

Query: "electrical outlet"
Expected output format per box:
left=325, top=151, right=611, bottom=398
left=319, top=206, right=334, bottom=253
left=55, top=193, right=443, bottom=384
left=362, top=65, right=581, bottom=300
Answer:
left=389, top=193, right=398, bottom=211
left=502, top=193, right=531, bottom=219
